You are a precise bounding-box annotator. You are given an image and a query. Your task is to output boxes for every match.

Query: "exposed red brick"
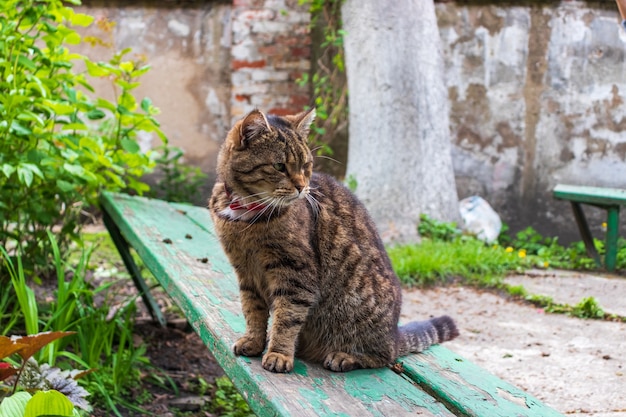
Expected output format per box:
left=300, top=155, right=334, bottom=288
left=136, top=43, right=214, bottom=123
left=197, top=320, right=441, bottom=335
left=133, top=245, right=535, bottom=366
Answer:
left=268, top=107, right=299, bottom=116
left=232, top=59, right=266, bottom=70
left=289, top=94, right=310, bottom=108
left=274, top=35, right=301, bottom=47
left=235, top=94, right=251, bottom=103
left=258, top=45, right=280, bottom=56
left=290, top=46, right=310, bottom=58
left=233, top=0, right=265, bottom=8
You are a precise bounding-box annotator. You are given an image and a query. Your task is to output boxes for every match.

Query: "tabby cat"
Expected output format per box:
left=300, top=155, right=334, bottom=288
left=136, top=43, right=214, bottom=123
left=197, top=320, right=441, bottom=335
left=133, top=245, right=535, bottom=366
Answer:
left=208, top=108, right=459, bottom=373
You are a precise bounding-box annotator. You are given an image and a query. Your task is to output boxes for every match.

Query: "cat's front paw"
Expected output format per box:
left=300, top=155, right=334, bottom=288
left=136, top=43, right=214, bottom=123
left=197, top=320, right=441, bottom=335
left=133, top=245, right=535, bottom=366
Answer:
left=262, top=351, right=293, bottom=373
left=233, top=335, right=265, bottom=357
left=323, top=352, right=360, bottom=372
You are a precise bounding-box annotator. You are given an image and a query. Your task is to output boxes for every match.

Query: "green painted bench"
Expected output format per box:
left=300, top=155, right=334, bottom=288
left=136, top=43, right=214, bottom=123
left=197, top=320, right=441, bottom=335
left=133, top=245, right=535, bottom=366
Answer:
left=553, top=184, right=626, bottom=272
left=100, top=191, right=563, bottom=417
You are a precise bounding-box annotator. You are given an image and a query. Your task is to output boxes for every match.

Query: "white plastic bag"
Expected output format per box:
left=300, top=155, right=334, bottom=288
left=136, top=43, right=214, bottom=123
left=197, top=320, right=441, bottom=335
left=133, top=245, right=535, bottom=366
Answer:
left=459, top=196, right=502, bottom=243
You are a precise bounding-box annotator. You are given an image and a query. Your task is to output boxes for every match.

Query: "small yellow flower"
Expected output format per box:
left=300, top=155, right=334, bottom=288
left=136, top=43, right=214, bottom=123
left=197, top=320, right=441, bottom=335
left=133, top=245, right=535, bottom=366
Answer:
left=543, top=261, right=549, bottom=268
left=518, top=249, right=527, bottom=258
left=505, top=247, right=514, bottom=253
left=602, top=222, right=607, bottom=230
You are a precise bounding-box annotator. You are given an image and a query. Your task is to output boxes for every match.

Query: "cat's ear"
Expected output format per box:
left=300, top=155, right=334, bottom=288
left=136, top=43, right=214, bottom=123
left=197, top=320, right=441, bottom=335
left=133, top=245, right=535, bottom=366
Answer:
left=236, top=109, right=271, bottom=149
left=290, top=108, right=316, bottom=139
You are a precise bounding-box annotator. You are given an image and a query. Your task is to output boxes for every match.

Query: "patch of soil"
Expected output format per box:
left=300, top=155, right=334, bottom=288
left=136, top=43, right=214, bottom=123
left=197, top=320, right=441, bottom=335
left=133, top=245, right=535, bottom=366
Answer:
left=91, top=316, right=225, bottom=416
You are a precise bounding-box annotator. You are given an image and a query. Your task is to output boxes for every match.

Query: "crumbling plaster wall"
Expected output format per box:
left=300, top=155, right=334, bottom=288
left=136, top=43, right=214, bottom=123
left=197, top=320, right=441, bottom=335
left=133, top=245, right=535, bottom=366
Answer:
left=436, top=1, right=626, bottom=239
left=75, top=0, right=310, bottom=179
left=73, top=1, right=624, bottom=239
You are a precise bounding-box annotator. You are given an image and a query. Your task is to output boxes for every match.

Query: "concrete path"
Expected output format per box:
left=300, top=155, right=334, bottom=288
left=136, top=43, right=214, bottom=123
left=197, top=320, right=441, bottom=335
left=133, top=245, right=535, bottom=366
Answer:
left=401, top=269, right=626, bottom=416
left=506, top=269, right=626, bottom=317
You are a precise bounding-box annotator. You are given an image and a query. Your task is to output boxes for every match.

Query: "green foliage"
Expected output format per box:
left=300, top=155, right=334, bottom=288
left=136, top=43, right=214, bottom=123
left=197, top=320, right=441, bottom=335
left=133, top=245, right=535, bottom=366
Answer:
left=417, top=214, right=460, bottom=242
left=395, top=215, right=620, bottom=321
left=0, top=234, right=151, bottom=416
left=505, top=226, right=624, bottom=270
left=571, top=297, right=605, bottom=319
left=525, top=294, right=606, bottom=320
left=0, top=0, right=165, bottom=275
left=0, top=331, right=90, bottom=415
left=149, top=145, right=208, bottom=204
left=345, top=174, right=357, bottom=193
left=297, top=0, right=347, bottom=156
left=208, top=376, right=254, bottom=417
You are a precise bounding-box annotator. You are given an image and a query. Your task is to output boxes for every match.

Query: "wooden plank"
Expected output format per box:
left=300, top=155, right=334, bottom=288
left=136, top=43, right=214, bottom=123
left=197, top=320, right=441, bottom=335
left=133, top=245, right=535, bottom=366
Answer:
left=400, top=345, right=563, bottom=417
left=554, top=184, right=626, bottom=206
left=100, top=192, right=455, bottom=417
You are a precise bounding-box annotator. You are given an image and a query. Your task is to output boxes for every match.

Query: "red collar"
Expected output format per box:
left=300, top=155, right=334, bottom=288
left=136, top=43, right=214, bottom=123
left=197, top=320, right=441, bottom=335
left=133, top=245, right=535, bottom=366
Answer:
left=224, top=184, right=267, bottom=212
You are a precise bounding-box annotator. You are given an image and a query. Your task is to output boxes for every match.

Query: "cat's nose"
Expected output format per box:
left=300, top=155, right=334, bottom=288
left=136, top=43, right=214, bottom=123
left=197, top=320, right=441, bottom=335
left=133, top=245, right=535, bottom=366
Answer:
left=295, top=184, right=304, bottom=193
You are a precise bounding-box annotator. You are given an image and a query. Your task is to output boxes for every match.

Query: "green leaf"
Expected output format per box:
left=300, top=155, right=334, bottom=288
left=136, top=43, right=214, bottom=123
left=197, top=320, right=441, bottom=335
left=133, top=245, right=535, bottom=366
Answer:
left=86, top=109, right=105, bottom=120
left=119, top=61, right=134, bottom=72
left=0, top=391, right=32, bottom=417
left=63, top=31, right=81, bottom=45
left=56, top=179, right=75, bottom=192
left=2, top=164, right=16, bottom=178
left=44, top=100, right=75, bottom=115
left=61, top=123, right=88, bottom=131
left=84, top=60, right=108, bottom=77
left=69, top=13, right=94, bottom=27
left=63, top=163, right=85, bottom=178
left=10, top=120, right=32, bottom=136
left=131, top=65, right=151, bottom=78
left=120, top=138, right=140, bottom=154
left=17, top=110, right=45, bottom=126
left=18, top=55, right=36, bottom=71
left=140, top=97, right=152, bottom=113
left=95, top=97, right=116, bottom=112
left=17, top=166, right=34, bottom=187
left=24, top=390, right=74, bottom=417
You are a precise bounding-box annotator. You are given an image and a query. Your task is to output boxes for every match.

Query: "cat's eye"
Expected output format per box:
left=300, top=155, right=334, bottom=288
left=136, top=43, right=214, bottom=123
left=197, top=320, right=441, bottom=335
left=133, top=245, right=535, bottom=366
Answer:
left=273, top=163, right=286, bottom=172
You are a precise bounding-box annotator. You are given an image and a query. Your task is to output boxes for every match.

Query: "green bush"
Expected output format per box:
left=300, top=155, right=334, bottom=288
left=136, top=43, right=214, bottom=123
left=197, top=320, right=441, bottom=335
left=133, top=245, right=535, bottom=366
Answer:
left=0, top=0, right=166, bottom=275
left=1, top=234, right=155, bottom=416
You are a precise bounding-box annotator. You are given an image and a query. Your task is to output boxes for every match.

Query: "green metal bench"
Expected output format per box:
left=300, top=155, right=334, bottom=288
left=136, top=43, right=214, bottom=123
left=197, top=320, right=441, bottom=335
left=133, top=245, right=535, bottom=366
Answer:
left=553, top=184, right=626, bottom=272
left=100, top=191, right=563, bottom=417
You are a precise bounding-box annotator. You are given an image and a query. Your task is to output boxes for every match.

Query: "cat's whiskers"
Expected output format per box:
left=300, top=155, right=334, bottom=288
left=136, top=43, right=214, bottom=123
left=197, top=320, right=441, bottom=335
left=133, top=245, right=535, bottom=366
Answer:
left=314, top=154, right=342, bottom=165
left=305, top=194, right=320, bottom=218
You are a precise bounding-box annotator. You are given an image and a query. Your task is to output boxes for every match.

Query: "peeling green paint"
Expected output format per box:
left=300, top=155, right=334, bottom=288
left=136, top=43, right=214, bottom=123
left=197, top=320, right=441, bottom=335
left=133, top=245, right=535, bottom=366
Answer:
left=298, top=387, right=351, bottom=417
left=293, top=361, right=308, bottom=377
left=101, top=192, right=563, bottom=417
left=219, top=308, right=246, bottom=334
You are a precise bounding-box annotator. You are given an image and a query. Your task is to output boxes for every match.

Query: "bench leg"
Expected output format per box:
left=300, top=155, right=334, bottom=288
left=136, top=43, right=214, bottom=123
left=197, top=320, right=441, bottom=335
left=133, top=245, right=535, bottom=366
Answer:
left=605, top=206, right=620, bottom=272
left=102, top=209, right=168, bottom=327
left=570, top=202, right=602, bottom=268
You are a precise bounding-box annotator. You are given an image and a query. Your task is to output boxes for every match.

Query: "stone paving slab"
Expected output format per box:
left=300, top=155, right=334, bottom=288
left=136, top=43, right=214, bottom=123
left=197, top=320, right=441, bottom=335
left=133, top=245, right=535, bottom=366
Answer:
left=402, top=281, right=626, bottom=416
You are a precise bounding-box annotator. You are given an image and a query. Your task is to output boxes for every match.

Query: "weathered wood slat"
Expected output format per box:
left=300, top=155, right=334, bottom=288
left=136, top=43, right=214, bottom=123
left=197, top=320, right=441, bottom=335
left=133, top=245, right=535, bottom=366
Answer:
left=554, top=184, right=626, bottom=206
left=400, top=346, right=563, bottom=417
left=100, top=192, right=456, bottom=417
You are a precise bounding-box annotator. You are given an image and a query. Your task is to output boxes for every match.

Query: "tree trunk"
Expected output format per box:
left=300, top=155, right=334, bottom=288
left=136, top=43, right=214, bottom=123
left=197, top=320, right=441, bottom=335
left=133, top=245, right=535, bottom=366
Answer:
left=342, top=0, right=459, bottom=243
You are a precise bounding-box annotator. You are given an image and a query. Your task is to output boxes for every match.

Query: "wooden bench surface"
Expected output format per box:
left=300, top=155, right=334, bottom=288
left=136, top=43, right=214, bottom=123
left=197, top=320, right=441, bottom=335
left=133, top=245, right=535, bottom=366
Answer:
left=100, top=192, right=564, bottom=417
left=554, top=184, right=626, bottom=206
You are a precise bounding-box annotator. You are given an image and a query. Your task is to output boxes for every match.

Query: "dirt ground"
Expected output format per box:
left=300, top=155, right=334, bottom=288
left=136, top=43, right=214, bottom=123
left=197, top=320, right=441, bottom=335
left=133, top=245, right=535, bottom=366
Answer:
left=94, top=268, right=626, bottom=416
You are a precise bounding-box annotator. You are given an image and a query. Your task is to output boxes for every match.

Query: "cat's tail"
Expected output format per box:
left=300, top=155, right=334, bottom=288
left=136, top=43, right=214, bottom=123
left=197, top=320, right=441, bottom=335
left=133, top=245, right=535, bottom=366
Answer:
left=396, top=315, right=459, bottom=356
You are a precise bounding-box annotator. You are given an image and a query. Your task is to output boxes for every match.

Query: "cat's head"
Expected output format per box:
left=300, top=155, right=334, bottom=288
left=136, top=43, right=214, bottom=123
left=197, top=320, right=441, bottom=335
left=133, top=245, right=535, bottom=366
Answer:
left=217, top=108, right=316, bottom=210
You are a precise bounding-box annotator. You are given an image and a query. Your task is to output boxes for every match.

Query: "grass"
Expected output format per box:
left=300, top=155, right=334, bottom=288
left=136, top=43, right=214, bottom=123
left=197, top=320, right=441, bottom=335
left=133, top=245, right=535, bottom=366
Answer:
left=388, top=238, right=529, bottom=287
left=388, top=215, right=626, bottom=321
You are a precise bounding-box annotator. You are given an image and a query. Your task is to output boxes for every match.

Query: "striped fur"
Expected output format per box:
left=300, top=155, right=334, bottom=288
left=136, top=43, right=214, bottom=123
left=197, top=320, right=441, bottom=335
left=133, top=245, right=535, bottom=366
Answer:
left=209, top=109, right=459, bottom=373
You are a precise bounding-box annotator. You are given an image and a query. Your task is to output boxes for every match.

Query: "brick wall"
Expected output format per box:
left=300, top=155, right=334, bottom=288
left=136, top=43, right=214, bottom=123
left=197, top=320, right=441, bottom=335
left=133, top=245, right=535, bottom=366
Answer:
left=230, top=0, right=311, bottom=122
